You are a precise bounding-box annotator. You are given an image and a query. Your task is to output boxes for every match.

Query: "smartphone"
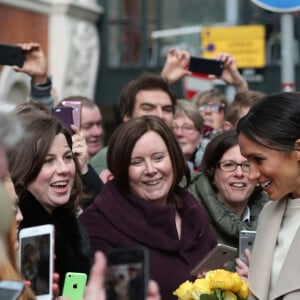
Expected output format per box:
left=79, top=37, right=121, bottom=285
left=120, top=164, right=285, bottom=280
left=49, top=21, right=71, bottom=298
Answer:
left=19, top=224, right=55, bottom=300
left=239, top=230, right=256, bottom=264
left=188, top=56, right=224, bottom=76
left=61, top=100, right=82, bottom=130
left=190, top=243, right=237, bottom=276
left=52, top=106, right=74, bottom=135
left=0, top=44, right=25, bottom=67
left=105, top=248, right=149, bottom=300
left=62, top=272, right=87, bottom=300
left=0, top=280, right=25, bottom=300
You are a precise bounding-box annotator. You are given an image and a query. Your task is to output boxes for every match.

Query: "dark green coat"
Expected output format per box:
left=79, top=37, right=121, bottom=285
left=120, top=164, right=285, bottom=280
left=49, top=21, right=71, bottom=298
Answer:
left=187, top=172, right=269, bottom=248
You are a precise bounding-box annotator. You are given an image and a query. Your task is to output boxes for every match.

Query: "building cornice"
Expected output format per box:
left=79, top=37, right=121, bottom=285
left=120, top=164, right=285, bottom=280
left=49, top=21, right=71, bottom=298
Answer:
left=1, top=0, right=103, bottom=22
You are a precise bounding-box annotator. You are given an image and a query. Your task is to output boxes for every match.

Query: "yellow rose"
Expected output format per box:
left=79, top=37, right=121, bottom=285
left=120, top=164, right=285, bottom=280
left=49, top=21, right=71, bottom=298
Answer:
left=173, top=280, right=193, bottom=300
left=191, top=278, right=211, bottom=300
left=229, top=272, right=244, bottom=293
left=237, top=280, right=249, bottom=299
left=206, top=270, right=236, bottom=290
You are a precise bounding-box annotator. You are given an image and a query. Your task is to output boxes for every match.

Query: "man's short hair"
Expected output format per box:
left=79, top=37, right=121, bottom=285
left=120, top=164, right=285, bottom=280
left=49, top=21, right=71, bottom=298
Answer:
left=117, top=73, right=177, bottom=119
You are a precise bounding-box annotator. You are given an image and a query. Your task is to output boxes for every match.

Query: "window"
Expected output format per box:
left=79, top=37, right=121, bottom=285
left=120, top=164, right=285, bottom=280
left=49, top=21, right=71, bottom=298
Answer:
left=107, top=0, right=158, bottom=67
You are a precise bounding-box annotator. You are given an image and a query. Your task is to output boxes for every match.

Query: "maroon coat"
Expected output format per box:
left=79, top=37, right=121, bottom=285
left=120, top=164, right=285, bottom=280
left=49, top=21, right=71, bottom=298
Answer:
left=79, top=181, right=217, bottom=300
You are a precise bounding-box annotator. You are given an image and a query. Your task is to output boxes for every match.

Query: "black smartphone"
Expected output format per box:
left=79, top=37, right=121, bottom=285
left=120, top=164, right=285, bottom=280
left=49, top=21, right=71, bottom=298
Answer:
left=0, top=44, right=25, bottom=67
left=188, top=56, right=224, bottom=76
left=239, top=230, right=256, bottom=264
left=190, top=243, right=237, bottom=276
left=52, top=106, right=74, bottom=135
left=0, top=280, right=25, bottom=300
left=105, top=248, right=149, bottom=300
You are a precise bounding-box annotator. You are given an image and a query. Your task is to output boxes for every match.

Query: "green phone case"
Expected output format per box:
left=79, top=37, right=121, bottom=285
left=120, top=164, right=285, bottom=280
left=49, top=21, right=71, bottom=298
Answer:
left=62, top=272, right=87, bottom=300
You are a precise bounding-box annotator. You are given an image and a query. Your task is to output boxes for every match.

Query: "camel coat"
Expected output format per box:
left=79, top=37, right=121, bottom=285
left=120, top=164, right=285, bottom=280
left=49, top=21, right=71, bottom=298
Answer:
left=248, top=197, right=300, bottom=300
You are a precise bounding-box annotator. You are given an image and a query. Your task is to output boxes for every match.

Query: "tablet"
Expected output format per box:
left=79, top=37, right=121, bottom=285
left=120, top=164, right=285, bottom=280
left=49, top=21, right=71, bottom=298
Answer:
left=190, top=243, right=237, bottom=276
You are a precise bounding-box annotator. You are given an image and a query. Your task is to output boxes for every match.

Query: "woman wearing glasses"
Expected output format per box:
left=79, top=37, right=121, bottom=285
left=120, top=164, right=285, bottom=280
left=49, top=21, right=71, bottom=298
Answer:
left=188, top=130, right=268, bottom=251
left=171, top=100, right=204, bottom=172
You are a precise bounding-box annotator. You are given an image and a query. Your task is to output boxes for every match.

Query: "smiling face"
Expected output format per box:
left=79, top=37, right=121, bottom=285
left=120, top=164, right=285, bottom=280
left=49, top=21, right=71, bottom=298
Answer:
left=80, top=106, right=103, bottom=158
left=214, top=144, right=257, bottom=211
left=128, top=131, right=174, bottom=205
left=172, top=114, right=203, bottom=161
left=27, top=133, right=76, bottom=213
left=238, top=133, right=300, bottom=200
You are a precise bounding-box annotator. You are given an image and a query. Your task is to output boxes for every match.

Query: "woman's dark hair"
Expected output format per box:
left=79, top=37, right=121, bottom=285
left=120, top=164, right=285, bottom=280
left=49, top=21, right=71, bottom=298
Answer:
left=237, top=92, right=300, bottom=151
left=201, top=129, right=238, bottom=183
left=6, top=113, right=83, bottom=212
left=107, top=115, right=190, bottom=207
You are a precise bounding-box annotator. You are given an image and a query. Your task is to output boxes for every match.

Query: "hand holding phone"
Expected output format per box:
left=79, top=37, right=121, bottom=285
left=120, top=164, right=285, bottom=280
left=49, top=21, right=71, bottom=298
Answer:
left=52, top=106, right=74, bottom=135
left=0, top=280, right=25, bottom=300
left=61, top=100, right=82, bottom=130
left=62, top=272, right=87, bottom=300
left=0, top=44, right=25, bottom=67
left=239, top=230, right=256, bottom=264
left=188, top=56, right=224, bottom=76
left=19, top=224, right=55, bottom=300
left=106, top=248, right=149, bottom=300
left=190, top=244, right=237, bottom=276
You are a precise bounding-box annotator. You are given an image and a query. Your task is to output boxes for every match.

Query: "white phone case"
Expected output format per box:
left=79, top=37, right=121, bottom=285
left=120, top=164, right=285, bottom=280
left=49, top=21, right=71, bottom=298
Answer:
left=19, top=224, right=55, bottom=300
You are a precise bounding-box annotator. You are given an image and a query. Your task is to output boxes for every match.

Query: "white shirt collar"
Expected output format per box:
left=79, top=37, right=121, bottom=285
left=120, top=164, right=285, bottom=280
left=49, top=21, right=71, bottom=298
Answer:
left=242, top=205, right=251, bottom=222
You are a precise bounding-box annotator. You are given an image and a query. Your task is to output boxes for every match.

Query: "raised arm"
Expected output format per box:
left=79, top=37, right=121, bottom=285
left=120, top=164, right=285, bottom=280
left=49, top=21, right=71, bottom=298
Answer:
left=13, top=42, right=54, bottom=109
left=160, top=47, right=191, bottom=84
left=212, top=52, right=248, bottom=93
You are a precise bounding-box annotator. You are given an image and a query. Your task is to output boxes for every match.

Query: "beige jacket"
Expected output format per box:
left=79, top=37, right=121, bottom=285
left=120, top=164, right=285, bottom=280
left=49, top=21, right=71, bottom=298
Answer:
left=248, top=198, right=300, bottom=300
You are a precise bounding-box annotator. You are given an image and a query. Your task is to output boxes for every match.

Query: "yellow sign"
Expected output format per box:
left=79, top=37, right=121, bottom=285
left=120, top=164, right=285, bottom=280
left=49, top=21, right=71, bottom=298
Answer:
left=201, top=25, right=266, bottom=68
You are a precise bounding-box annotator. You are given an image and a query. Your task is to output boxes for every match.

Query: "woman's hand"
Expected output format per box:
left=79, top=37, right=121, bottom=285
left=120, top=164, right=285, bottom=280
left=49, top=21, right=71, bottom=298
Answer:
left=81, top=251, right=106, bottom=300
left=235, top=248, right=251, bottom=281
left=71, top=125, right=89, bottom=175
left=147, top=280, right=161, bottom=300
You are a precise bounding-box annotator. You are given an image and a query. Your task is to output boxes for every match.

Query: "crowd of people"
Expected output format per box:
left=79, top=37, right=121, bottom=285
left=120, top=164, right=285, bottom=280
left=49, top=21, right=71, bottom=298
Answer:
left=1, top=40, right=300, bottom=300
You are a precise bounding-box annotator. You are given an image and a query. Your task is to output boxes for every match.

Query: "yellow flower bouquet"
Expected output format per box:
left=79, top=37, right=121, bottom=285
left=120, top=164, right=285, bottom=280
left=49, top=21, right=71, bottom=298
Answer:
left=173, top=269, right=249, bottom=300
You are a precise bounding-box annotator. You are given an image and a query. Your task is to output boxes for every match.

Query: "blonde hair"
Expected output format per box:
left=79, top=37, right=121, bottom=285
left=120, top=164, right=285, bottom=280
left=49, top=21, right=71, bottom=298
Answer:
left=174, top=99, right=204, bottom=133
left=192, top=89, right=227, bottom=108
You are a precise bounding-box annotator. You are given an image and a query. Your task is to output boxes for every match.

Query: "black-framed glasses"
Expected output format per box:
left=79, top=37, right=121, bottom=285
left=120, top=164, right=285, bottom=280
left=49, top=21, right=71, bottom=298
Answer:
left=198, top=103, right=225, bottom=113
left=218, top=160, right=250, bottom=172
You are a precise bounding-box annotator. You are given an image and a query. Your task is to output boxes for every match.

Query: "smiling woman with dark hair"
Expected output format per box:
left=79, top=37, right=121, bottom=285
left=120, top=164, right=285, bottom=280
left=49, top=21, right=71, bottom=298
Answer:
left=80, top=115, right=217, bottom=300
left=188, top=130, right=268, bottom=249
left=6, top=114, right=92, bottom=289
left=236, top=92, right=300, bottom=299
